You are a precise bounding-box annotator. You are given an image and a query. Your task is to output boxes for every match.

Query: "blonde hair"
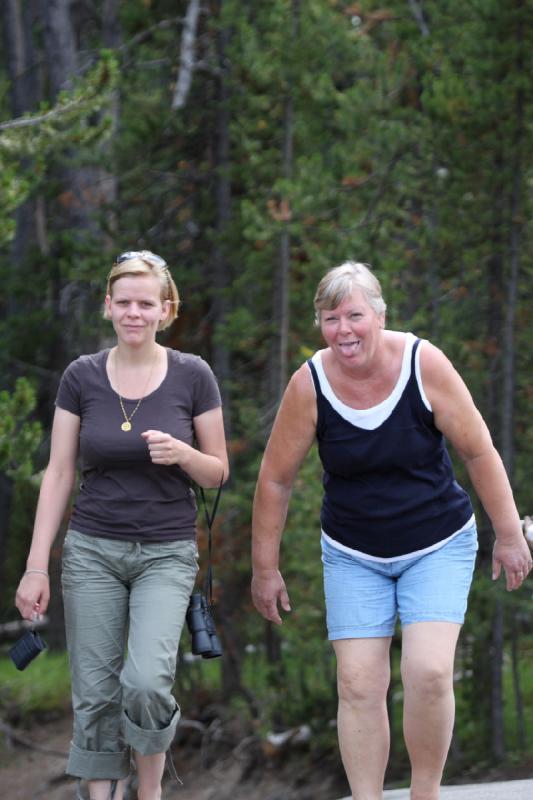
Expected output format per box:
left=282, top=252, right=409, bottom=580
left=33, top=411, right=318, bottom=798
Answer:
left=104, top=251, right=180, bottom=331
left=314, top=261, right=386, bottom=323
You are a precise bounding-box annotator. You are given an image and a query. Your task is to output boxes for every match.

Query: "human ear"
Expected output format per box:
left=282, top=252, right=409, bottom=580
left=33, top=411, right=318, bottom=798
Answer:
left=160, top=298, right=171, bottom=321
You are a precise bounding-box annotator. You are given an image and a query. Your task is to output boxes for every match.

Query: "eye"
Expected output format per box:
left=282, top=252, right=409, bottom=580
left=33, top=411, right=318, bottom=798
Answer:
left=324, top=315, right=338, bottom=322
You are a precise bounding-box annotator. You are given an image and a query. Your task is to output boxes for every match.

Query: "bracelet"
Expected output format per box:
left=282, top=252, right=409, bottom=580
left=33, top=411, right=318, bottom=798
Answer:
left=24, top=569, right=49, bottom=578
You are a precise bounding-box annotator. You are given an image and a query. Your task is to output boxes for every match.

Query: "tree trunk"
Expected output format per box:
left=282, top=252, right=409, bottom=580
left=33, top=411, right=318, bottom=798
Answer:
left=510, top=612, right=527, bottom=750
left=485, top=150, right=506, bottom=761
left=211, top=1, right=232, bottom=414
left=501, top=4, right=526, bottom=752
left=2, top=0, right=42, bottom=323
left=491, top=599, right=505, bottom=761
left=99, top=0, right=121, bottom=244
left=270, top=0, right=300, bottom=406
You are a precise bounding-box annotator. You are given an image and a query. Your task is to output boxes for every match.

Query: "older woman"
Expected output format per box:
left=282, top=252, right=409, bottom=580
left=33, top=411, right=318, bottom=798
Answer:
left=251, top=261, right=531, bottom=800
left=16, top=250, right=229, bottom=800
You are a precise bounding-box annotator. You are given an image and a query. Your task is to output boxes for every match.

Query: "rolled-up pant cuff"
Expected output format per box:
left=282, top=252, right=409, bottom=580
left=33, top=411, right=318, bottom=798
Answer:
left=122, top=705, right=180, bottom=756
left=66, top=742, right=130, bottom=779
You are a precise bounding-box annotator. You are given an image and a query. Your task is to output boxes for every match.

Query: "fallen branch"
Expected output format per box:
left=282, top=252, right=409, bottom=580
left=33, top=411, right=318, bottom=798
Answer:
left=0, top=719, right=68, bottom=758
left=0, top=616, right=48, bottom=642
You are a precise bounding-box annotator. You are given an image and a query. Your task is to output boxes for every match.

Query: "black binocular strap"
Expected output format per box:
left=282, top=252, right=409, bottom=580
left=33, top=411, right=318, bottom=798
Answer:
left=199, top=474, right=224, bottom=608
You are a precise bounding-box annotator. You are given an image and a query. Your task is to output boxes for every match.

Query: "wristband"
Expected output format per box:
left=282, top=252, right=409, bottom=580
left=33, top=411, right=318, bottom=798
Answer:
left=24, top=569, right=49, bottom=578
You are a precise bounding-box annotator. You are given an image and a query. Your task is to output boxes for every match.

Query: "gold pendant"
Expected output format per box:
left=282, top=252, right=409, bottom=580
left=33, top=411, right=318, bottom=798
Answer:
left=121, top=421, right=132, bottom=432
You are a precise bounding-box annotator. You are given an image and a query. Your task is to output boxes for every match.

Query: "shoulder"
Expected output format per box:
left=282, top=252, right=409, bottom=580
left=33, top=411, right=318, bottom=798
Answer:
left=416, top=339, right=475, bottom=418
left=167, top=349, right=215, bottom=377
left=417, top=339, right=458, bottom=387
left=167, top=349, right=221, bottom=411
left=290, top=360, right=318, bottom=400
left=276, top=362, right=317, bottom=426
left=63, top=350, right=108, bottom=377
left=57, top=351, right=108, bottom=413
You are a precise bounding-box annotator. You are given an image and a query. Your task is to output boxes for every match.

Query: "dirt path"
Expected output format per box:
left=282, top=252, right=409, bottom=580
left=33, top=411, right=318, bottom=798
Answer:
left=0, top=714, right=345, bottom=799
left=0, top=715, right=75, bottom=799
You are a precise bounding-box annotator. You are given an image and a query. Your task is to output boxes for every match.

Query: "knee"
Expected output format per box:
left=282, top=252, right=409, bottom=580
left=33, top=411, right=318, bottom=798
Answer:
left=337, top=662, right=390, bottom=709
left=401, top=657, right=453, bottom=699
left=121, top=663, right=170, bottom=710
left=123, top=679, right=161, bottom=710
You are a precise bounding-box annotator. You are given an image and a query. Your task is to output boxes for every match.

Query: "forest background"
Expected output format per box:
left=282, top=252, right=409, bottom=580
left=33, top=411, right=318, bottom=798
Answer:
left=0, top=0, right=532, bottom=795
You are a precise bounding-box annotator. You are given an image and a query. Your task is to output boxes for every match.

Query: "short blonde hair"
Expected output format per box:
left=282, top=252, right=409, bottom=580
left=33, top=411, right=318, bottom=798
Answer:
left=105, top=250, right=180, bottom=331
left=314, top=261, right=386, bottom=323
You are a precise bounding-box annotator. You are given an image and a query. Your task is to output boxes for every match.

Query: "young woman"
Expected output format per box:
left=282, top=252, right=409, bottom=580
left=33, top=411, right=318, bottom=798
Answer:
left=16, top=250, right=229, bottom=800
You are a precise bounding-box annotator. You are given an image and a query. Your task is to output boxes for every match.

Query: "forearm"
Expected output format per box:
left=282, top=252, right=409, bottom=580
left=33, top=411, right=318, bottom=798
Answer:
left=178, top=445, right=228, bottom=487
left=252, top=475, right=292, bottom=574
left=463, top=447, right=521, bottom=543
left=26, top=466, right=76, bottom=570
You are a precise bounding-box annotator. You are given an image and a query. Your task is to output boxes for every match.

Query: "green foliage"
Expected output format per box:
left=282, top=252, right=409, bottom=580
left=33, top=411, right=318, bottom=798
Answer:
left=0, top=651, right=71, bottom=720
left=0, top=378, right=41, bottom=480
left=0, top=52, right=119, bottom=247
left=0, top=0, right=532, bottom=779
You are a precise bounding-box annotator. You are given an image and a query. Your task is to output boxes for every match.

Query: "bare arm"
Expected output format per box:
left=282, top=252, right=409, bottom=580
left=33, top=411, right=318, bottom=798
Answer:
left=420, top=342, right=531, bottom=590
left=142, top=405, right=229, bottom=488
left=251, top=364, right=317, bottom=623
left=15, top=407, right=80, bottom=619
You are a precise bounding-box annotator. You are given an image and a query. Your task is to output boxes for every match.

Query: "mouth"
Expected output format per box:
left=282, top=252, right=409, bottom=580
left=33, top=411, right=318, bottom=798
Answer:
left=338, top=340, right=361, bottom=355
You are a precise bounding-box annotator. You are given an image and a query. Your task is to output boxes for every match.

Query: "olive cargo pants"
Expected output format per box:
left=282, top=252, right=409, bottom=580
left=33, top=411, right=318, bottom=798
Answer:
left=61, top=530, right=198, bottom=779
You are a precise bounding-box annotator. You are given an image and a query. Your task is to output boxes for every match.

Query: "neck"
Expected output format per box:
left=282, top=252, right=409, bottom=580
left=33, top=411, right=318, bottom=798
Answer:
left=113, top=342, right=160, bottom=368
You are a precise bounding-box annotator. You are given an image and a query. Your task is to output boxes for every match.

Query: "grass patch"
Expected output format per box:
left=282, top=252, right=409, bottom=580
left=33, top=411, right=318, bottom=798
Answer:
left=0, top=650, right=71, bottom=719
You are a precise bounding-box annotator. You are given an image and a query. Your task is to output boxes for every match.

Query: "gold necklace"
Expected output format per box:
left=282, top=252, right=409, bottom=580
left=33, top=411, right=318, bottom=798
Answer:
left=115, top=348, right=158, bottom=432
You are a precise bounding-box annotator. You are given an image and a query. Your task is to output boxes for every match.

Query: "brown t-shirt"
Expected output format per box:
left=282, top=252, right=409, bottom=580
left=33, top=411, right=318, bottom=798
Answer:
left=56, top=348, right=222, bottom=542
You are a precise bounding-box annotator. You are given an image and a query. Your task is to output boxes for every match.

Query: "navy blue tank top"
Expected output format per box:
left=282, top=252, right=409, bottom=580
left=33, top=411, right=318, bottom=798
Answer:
left=307, top=335, right=473, bottom=558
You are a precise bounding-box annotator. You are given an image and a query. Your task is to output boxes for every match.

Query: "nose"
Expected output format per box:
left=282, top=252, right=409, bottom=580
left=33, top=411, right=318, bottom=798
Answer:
left=339, top=315, right=351, bottom=334
left=126, top=303, right=141, bottom=317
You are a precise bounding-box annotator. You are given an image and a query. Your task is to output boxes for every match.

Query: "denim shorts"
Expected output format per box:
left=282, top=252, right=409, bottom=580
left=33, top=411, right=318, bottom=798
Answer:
left=321, top=521, right=478, bottom=640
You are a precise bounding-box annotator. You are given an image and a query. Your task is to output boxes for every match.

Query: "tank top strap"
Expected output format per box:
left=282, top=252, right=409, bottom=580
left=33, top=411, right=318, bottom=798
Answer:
left=306, top=357, right=321, bottom=396
left=306, top=358, right=326, bottom=437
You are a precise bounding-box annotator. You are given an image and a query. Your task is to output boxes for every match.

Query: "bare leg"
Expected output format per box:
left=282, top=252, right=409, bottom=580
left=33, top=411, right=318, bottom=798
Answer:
left=87, top=779, right=125, bottom=800
left=333, top=637, right=392, bottom=800
left=135, top=751, right=166, bottom=800
left=401, top=622, right=461, bottom=800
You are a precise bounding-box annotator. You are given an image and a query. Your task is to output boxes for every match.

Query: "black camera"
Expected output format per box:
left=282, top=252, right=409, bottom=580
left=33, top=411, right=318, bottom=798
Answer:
left=186, top=592, right=222, bottom=659
left=9, top=629, right=47, bottom=671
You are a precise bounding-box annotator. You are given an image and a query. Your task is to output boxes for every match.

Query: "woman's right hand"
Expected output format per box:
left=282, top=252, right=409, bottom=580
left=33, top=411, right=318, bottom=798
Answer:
left=251, top=569, right=291, bottom=625
left=15, top=573, right=50, bottom=620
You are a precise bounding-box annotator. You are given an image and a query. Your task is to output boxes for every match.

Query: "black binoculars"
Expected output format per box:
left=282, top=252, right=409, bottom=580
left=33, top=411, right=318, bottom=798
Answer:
left=9, top=629, right=47, bottom=671
left=186, top=592, right=222, bottom=659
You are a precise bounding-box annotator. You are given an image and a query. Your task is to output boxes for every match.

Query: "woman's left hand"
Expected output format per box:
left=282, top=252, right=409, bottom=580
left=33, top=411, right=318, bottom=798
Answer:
left=142, top=429, right=188, bottom=466
left=492, top=536, right=533, bottom=591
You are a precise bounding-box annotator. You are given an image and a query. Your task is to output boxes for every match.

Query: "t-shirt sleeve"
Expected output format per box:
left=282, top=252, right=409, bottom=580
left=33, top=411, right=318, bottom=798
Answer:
left=192, top=357, right=222, bottom=417
left=55, top=359, right=82, bottom=416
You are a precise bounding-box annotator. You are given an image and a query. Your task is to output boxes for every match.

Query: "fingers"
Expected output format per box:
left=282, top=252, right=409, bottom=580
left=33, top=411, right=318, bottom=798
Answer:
left=16, top=575, right=50, bottom=620
left=509, top=560, right=533, bottom=591
left=141, top=429, right=166, bottom=443
left=251, top=574, right=291, bottom=625
left=263, top=602, right=283, bottom=626
left=492, top=539, right=532, bottom=591
left=142, top=430, right=176, bottom=464
left=280, top=588, right=292, bottom=614
left=499, top=561, right=532, bottom=591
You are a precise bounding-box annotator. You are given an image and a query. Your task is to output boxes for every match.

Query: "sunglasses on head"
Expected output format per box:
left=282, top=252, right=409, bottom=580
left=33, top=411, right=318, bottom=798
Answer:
left=116, top=250, right=167, bottom=268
